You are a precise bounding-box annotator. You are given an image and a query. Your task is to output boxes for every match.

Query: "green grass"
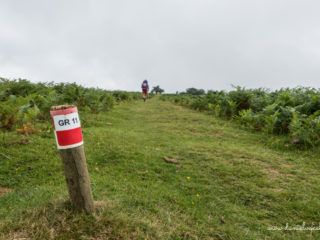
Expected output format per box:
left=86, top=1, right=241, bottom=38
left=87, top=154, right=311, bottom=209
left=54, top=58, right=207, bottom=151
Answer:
left=1, top=97, right=320, bottom=239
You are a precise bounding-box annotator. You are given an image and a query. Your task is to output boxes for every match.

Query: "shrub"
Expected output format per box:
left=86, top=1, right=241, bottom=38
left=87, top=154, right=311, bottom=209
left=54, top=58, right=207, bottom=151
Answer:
left=162, top=86, right=320, bottom=147
left=0, top=78, right=139, bottom=132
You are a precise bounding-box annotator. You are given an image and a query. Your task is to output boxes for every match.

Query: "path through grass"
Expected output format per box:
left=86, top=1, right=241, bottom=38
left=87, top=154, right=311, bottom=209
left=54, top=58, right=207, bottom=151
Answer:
left=0, top=97, right=320, bottom=239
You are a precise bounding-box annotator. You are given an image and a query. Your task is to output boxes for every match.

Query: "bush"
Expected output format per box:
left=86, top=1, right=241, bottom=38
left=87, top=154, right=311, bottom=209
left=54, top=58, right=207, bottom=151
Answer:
left=161, top=86, right=320, bottom=147
left=0, top=78, right=139, bottom=132
left=186, top=88, right=205, bottom=95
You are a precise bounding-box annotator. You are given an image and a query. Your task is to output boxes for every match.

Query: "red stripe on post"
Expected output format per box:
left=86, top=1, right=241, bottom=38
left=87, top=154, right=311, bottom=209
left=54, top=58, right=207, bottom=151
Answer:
left=50, top=107, right=78, bottom=116
left=56, top=127, right=83, bottom=146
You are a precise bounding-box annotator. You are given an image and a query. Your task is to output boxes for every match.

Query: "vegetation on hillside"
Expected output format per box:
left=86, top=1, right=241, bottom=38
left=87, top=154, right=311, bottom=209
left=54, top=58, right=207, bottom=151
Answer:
left=1, top=98, right=319, bottom=239
left=0, top=78, right=140, bottom=134
left=1, top=79, right=320, bottom=238
left=160, top=86, right=320, bottom=147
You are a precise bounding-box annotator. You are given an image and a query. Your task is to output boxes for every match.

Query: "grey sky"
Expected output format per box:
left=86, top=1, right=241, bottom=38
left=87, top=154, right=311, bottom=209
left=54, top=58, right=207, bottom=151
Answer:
left=0, top=0, right=319, bottom=93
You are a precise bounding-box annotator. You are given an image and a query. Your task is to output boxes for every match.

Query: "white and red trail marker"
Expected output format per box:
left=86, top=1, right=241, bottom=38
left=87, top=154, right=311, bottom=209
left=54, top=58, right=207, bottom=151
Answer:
left=50, top=107, right=83, bottom=149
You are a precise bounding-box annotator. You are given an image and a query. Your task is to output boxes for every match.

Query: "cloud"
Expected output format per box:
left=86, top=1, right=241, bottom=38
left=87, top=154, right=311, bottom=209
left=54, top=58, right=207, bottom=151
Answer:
left=0, top=0, right=320, bottom=93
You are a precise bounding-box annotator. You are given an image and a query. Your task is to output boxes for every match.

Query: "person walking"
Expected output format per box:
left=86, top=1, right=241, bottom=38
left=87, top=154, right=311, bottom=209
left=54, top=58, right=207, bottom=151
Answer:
left=141, top=79, right=149, bottom=102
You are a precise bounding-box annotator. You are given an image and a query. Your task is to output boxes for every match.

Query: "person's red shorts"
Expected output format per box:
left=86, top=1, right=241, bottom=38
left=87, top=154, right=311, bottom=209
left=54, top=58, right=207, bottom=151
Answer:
left=142, top=89, right=148, bottom=94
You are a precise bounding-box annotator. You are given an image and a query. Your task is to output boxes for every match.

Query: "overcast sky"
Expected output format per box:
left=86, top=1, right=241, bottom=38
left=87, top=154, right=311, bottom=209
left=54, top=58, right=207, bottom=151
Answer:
left=0, top=0, right=320, bottom=93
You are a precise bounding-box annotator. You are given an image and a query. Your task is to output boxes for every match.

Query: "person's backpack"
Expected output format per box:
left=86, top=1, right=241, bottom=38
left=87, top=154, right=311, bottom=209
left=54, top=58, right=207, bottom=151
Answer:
left=142, top=82, right=148, bottom=90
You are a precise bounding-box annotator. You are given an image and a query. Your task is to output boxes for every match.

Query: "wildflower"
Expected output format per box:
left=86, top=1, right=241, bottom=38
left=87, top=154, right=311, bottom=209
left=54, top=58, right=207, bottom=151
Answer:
left=15, top=167, right=20, bottom=171
left=196, top=193, right=200, bottom=198
left=186, top=176, right=190, bottom=180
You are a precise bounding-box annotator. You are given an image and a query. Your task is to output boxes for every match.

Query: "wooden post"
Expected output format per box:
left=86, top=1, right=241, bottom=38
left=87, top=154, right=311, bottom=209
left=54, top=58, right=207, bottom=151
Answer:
left=59, top=145, right=94, bottom=213
left=50, top=105, right=94, bottom=213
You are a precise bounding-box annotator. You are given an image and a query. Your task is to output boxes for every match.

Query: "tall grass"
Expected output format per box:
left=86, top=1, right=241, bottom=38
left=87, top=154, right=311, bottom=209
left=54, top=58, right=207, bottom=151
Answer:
left=160, top=86, right=320, bottom=147
left=0, top=78, right=140, bottom=131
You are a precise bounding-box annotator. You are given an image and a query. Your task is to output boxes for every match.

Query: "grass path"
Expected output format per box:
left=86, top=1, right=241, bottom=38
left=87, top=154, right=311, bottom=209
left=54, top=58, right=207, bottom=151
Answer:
left=1, top=97, right=320, bottom=239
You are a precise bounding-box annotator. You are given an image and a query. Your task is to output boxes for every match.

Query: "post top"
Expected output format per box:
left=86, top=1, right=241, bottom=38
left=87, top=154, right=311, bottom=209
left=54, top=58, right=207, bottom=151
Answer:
left=50, top=105, right=76, bottom=111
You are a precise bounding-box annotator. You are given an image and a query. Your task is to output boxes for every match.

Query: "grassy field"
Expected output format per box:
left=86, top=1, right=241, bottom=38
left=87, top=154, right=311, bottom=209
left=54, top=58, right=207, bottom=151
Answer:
left=0, top=97, right=320, bottom=239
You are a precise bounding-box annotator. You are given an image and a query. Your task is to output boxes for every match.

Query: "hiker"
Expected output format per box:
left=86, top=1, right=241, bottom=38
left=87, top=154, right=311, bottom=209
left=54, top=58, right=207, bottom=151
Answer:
left=141, top=79, right=149, bottom=102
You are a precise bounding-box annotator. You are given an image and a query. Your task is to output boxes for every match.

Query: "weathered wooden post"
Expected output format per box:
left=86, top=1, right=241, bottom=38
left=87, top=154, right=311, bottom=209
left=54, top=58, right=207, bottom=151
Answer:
left=50, top=105, right=94, bottom=213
